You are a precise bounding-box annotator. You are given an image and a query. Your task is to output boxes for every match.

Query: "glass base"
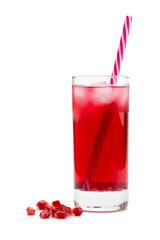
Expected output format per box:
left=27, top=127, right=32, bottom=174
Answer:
left=74, top=189, right=128, bottom=212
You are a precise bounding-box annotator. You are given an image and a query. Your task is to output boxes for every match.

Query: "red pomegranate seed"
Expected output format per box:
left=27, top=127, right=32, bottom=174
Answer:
left=26, top=207, right=35, bottom=215
left=40, top=210, right=50, bottom=219
left=73, top=207, right=83, bottom=216
left=106, top=183, right=115, bottom=191
left=93, top=183, right=106, bottom=191
left=45, top=205, right=54, bottom=212
left=54, top=210, right=67, bottom=219
left=36, top=200, right=49, bottom=210
left=51, top=207, right=59, bottom=217
left=67, top=207, right=72, bottom=215
left=59, top=204, right=70, bottom=215
left=51, top=200, right=61, bottom=208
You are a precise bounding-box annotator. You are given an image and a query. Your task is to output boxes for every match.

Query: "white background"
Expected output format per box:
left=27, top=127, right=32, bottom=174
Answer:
left=0, top=0, right=160, bottom=239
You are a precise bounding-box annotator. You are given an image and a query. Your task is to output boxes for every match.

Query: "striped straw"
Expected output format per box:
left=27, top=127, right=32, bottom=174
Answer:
left=111, top=16, right=132, bottom=84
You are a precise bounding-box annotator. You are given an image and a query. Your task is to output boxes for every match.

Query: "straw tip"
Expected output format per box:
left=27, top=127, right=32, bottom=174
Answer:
left=126, top=15, right=132, bottom=21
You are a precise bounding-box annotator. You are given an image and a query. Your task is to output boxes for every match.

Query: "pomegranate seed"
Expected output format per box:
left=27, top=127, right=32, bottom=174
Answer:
left=36, top=200, right=49, bottom=210
left=26, top=207, right=35, bottom=215
left=67, top=207, right=72, bottom=215
left=54, top=210, right=67, bottom=219
left=106, top=183, right=115, bottom=191
left=51, top=200, right=61, bottom=208
left=45, top=205, right=54, bottom=212
left=73, top=207, right=83, bottom=216
left=59, top=204, right=71, bottom=215
left=93, top=183, right=106, bottom=191
left=40, top=210, right=50, bottom=219
left=51, top=207, right=59, bottom=217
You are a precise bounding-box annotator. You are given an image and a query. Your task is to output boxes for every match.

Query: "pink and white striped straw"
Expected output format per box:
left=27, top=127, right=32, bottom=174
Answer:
left=111, top=16, right=132, bottom=84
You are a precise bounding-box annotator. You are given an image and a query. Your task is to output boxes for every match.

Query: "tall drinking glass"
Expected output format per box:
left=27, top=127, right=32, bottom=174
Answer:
left=72, top=76, right=129, bottom=212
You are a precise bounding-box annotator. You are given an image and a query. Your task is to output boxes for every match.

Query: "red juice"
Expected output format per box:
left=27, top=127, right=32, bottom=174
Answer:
left=72, top=85, right=129, bottom=192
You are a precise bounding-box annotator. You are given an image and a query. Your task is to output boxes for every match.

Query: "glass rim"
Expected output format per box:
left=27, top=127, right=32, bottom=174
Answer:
left=72, top=75, right=129, bottom=86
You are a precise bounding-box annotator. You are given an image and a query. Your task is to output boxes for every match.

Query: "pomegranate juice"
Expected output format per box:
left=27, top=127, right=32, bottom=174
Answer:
left=72, top=85, right=129, bottom=192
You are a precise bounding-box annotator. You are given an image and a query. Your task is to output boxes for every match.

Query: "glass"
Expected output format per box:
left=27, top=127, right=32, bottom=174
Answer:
left=72, top=76, right=129, bottom=212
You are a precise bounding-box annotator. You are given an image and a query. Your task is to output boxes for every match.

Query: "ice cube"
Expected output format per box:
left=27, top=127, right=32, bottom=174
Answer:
left=90, top=87, right=112, bottom=105
left=73, top=87, right=89, bottom=105
left=73, top=87, right=90, bottom=122
left=120, top=88, right=129, bottom=108
left=112, top=87, right=129, bottom=111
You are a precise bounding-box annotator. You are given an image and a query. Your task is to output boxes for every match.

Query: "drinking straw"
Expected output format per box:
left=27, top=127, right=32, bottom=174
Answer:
left=111, top=16, right=132, bottom=84
left=83, top=16, right=132, bottom=191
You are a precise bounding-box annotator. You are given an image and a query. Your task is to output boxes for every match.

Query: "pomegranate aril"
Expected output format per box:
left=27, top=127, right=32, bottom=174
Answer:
left=67, top=207, right=72, bottom=215
left=54, top=210, right=67, bottom=219
left=40, top=210, right=50, bottom=219
left=51, top=207, right=59, bottom=217
left=45, top=205, right=54, bottom=212
left=59, top=204, right=70, bottom=215
left=51, top=200, right=61, bottom=208
left=93, top=183, right=106, bottom=191
left=105, top=182, right=115, bottom=191
left=73, top=207, right=83, bottom=216
left=36, top=200, right=49, bottom=210
left=26, top=207, right=35, bottom=215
